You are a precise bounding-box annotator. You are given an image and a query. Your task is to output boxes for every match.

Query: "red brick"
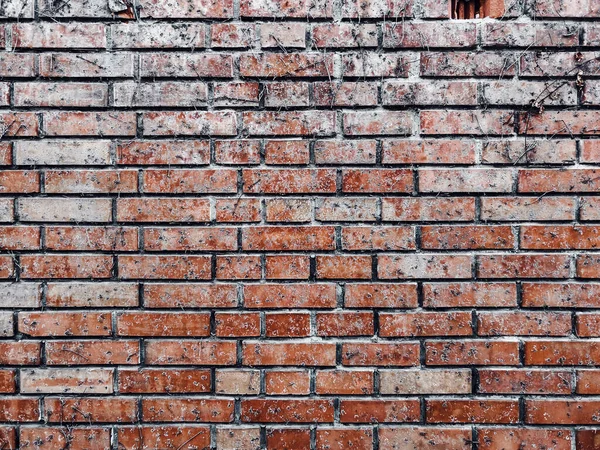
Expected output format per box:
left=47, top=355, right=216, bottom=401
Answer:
left=266, top=428, right=311, bottom=449
left=19, top=312, right=111, bottom=337
left=215, top=312, right=261, bottom=337
left=426, top=399, right=519, bottom=424
left=241, top=399, right=334, bottom=423
left=117, top=312, right=210, bottom=337
left=139, top=0, right=233, bottom=18
left=117, top=426, right=210, bottom=450
left=145, top=340, right=236, bottom=365
left=117, top=198, right=210, bottom=222
left=215, top=140, right=260, bottom=164
left=240, top=53, right=333, bottom=78
left=520, top=169, right=600, bottom=193
left=578, top=254, right=600, bottom=278
left=478, top=311, right=572, bottom=336
left=344, top=283, right=418, bottom=308
left=21, top=255, right=112, bottom=279
left=526, top=400, right=600, bottom=424
left=426, top=340, right=520, bottom=366
left=0, top=170, right=39, bottom=193
left=112, top=23, right=205, bottom=49
left=0, top=369, right=14, bottom=393
left=577, top=370, right=600, bottom=394
left=421, top=110, right=515, bottom=136
left=0, top=398, right=39, bottom=422
left=518, top=111, right=600, bottom=136
left=211, top=23, right=254, bottom=48
left=242, top=226, right=335, bottom=251
left=382, top=197, right=476, bottom=222
left=144, top=283, right=237, bottom=308
left=478, top=428, right=571, bottom=450
left=118, top=255, right=211, bottom=280
left=577, top=429, right=600, bottom=450
left=316, top=312, right=374, bottom=337
left=382, top=139, right=476, bottom=164
left=379, top=428, right=472, bottom=450
left=118, top=369, right=211, bottom=394
left=477, top=254, right=570, bottom=279
left=142, top=398, right=234, bottom=423
left=45, top=340, right=139, bottom=365
left=422, top=226, right=514, bottom=250
left=340, top=399, right=420, bottom=423
left=525, top=341, right=600, bottom=366
left=380, top=312, right=473, bottom=337
left=215, top=198, right=261, bottom=223
left=243, top=283, right=335, bottom=309
left=316, top=255, right=372, bottom=280
left=216, top=255, right=261, bottom=280
left=244, top=169, right=336, bottom=194
left=144, top=227, right=237, bottom=251
left=478, top=369, right=573, bottom=394
left=45, top=397, right=136, bottom=423
left=265, top=255, right=310, bottom=280
left=242, top=342, right=336, bottom=366
left=316, top=428, right=373, bottom=450
left=342, top=342, right=419, bottom=367
left=341, top=226, right=415, bottom=250
left=214, top=82, right=260, bottom=107
left=265, top=312, right=310, bottom=337
left=264, top=140, right=310, bottom=165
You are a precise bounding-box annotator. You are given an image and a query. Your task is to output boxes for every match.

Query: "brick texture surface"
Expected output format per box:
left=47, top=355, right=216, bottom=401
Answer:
left=0, top=0, right=599, bottom=448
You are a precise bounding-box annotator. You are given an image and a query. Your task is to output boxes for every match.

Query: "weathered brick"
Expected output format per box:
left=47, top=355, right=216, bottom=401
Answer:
left=141, top=54, right=233, bottom=78
left=17, top=197, right=112, bottom=223
left=112, top=23, right=205, bottom=49
left=15, top=82, right=108, bottom=107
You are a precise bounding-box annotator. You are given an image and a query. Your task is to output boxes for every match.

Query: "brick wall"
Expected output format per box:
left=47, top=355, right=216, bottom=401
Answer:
left=0, top=0, right=599, bottom=448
